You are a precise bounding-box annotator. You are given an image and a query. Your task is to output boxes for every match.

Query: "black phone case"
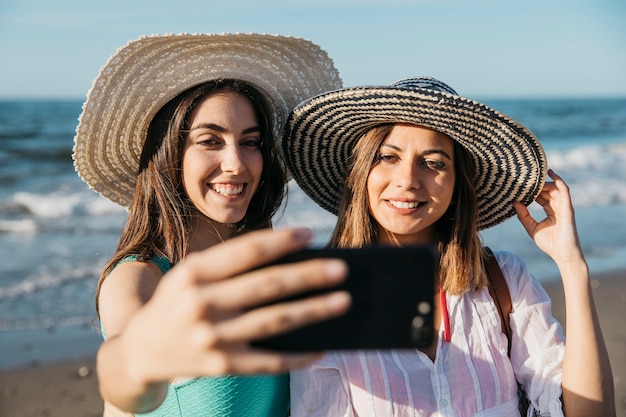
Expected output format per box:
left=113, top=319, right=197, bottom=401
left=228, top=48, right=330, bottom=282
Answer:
left=252, top=245, right=437, bottom=351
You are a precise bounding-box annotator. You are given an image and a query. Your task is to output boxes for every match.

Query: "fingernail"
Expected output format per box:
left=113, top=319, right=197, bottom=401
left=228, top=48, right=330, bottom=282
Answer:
left=292, top=228, right=313, bottom=242
left=326, top=291, right=351, bottom=312
left=324, top=260, right=348, bottom=282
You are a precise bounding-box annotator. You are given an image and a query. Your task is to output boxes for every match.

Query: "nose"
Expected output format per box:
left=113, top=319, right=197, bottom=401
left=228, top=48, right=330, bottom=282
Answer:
left=394, top=160, right=421, bottom=189
left=220, top=144, right=246, bottom=174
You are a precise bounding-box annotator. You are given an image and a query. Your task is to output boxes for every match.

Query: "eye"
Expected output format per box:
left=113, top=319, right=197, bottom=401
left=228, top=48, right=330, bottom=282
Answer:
left=241, top=138, right=263, bottom=149
left=424, top=159, right=447, bottom=170
left=197, top=137, right=222, bottom=149
left=375, top=152, right=399, bottom=164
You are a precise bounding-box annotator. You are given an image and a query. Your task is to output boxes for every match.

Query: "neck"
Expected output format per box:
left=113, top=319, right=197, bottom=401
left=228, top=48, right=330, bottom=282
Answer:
left=377, top=229, right=436, bottom=247
left=188, top=214, right=237, bottom=253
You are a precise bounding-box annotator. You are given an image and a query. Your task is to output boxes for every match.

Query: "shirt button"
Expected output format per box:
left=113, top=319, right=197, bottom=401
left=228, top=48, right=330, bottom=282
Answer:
left=439, top=398, right=448, bottom=407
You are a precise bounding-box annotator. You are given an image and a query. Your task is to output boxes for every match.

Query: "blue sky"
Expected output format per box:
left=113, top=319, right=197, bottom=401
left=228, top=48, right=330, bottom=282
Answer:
left=0, top=0, right=624, bottom=99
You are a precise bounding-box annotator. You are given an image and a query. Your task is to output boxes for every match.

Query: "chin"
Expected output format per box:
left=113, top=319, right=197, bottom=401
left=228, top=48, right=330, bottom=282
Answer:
left=198, top=209, right=246, bottom=225
left=218, top=216, right=246, bottom=225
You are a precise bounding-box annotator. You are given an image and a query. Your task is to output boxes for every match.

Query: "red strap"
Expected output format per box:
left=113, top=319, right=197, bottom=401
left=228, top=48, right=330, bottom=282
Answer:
left=440, top=289, right=451, bottom=342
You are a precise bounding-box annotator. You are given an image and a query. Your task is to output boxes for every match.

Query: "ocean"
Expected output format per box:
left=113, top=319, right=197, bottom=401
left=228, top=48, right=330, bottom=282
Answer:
left=1, top=97, right=626, bottom=370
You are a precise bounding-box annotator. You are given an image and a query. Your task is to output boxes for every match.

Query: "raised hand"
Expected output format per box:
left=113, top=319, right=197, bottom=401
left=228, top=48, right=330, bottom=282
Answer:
left=513, top=169, right=584, bottom=264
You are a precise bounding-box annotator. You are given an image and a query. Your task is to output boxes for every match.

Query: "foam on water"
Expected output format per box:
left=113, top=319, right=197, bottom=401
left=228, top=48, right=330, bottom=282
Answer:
left=546, top=143, right=626, bottom=206
left=0, top=218, right=37, bottom=233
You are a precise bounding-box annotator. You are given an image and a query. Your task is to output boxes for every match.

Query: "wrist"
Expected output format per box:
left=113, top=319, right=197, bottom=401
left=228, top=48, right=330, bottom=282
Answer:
left=556, top=257, right=592, bottom=297
left=105, top=335, right=169, bottom=413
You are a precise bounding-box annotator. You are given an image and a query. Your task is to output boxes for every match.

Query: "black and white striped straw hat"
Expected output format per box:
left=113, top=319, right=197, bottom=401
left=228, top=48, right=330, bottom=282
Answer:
left=283, top=76, right=547, bottom=230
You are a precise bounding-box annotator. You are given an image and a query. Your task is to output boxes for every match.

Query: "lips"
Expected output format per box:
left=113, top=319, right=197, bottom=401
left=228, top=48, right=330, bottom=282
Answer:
left=211, top=183, right=245, bottom=196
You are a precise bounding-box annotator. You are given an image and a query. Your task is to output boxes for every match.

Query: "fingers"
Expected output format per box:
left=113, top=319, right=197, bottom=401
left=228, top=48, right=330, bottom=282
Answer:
left=513, top=201, right=537, bottom=237
left=537, top=169, right=574, bottom=217
left=174, top=228, right=314, bottom=285
left=547, top=168, right=564, bottom=185
left=514, top=169, right=562, bottom=229
left=215, top=290, right=351, bottom=344
left=513, top=169, right=564, bottom=236
left=197, top=258, right=352, bottom=344
left=202, top=257, right=349, bottom=310
left=525, top=169, right=568, bottom=210
left=542, top=169, right=571, bottom=198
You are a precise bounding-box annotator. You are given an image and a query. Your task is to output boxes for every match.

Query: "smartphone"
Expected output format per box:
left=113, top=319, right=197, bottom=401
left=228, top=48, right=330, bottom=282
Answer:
left=252, top=245, right=437, bottom=351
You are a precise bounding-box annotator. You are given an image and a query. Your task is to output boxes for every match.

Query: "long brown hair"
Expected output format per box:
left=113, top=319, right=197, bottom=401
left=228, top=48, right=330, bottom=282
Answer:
left=95, top=80, right=287, bottom=314
left=329, top=124, right=487, bottom=294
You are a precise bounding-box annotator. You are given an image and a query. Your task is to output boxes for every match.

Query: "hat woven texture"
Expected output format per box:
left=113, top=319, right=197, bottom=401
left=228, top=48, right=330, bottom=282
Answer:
left=73, top=33, right=342, bottom=207
left=283, top=76, right=547, bottom=230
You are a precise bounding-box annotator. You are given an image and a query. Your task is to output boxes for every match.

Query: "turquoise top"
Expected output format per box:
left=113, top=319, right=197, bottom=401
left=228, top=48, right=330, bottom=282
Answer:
left=138, top=374, right=289, bottom=417
left=108, top=255, right=290, bottom=417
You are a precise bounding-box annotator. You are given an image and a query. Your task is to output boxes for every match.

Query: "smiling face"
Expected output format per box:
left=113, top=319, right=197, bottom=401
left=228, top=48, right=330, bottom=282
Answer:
left=367, top=124, right=456, bottom=245
left=181, top=91, right=264, bottom=225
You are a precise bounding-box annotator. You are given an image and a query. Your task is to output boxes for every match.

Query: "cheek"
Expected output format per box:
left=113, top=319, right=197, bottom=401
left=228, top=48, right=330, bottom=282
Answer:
left=251, top=153, right=264, bottom=177
left=181, top=152, right=202, bottom=183
left=366, top=167, right=385, bottom=197
left=245, top=153, right=264, bottom=192
left=365, top=171, right=379, bottom=209
left=180, top=150, right=218, bottom=194
left=366, top=168, right=390, bottom=220
left=180, top=152, right=191, bottom=187
left=435, top=175, right=456, bottom=206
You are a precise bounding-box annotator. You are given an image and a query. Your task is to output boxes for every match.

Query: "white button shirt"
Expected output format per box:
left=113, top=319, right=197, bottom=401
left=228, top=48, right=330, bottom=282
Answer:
left=290, top=250, right=565, bottom=417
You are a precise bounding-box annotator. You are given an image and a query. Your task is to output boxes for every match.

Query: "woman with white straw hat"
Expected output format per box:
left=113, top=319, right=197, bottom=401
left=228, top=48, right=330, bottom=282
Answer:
left=283, top=76, right=615, bottom=416
left=73, top=33, right=348, bottom=416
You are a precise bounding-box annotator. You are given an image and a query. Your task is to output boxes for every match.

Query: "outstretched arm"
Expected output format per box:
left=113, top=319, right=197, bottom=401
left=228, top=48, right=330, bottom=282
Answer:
left=514, top=169, right=615, bottom=417
left=96, top=228, right=351, bottom=413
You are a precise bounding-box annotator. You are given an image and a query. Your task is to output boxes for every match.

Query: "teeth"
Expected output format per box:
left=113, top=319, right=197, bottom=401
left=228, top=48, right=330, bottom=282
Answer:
left=389, top=200, right=419, bottom=209
left=212, top=184, right=244, bottom=196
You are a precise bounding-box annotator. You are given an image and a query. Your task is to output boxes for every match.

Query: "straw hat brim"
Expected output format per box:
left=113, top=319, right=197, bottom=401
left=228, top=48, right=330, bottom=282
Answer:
left=73, top=33, right=342, bottom=207
left=282, top=85, right=547, bottom=230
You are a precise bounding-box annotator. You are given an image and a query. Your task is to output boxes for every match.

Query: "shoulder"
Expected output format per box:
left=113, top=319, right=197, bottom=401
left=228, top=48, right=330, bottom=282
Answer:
left=103, top=255, right=171, bottom=303
left=489, top=249, right=551, bottom=307
left=99, top=260, right=165, bottom=337
left=489, top=249, right=528, bottom=280
left=117, top=254, right=172, bottom=273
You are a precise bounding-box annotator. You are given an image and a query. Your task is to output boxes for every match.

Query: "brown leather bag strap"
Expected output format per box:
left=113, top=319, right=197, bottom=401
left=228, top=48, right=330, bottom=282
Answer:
left=484, top=247, right=513, bottom=356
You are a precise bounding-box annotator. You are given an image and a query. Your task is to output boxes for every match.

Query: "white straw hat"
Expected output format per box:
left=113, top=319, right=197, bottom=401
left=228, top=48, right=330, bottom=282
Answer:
left=283, top=76, right=547, bottom=230
left=73, top=33, right=342, bottom=207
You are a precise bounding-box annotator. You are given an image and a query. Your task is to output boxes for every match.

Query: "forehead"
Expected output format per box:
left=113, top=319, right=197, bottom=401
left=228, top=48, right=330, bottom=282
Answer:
left=384, top=124, right=454, bottom=150
left=188, top=92, right=257, bottom=125
left=195, top=91, right=252, bottom=110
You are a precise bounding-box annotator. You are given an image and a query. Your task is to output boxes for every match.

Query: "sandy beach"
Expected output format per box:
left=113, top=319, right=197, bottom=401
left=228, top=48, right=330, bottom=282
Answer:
left=1, top=270, right=624, bottom=417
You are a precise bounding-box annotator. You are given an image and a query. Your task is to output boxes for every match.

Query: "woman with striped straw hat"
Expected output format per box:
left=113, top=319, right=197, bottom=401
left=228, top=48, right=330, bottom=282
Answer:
left=283, top=76, right=615, bottom=416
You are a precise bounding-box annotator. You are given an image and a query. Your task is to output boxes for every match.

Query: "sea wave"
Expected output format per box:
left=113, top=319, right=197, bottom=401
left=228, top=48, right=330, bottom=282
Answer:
left=0, top=218, right=38, bottom=233
left=546, top=142, right=626, bottom=206
left=2, top=190, right=125, bottom=219
left=0, top=315, right=96, bottom=331
left=0, top=264, right=98, bottom=301
left=0, top=189, right=126, bottom=239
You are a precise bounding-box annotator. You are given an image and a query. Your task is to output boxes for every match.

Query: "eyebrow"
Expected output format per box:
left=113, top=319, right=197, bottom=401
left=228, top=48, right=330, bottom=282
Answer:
left=380, top=143, right=453, bottom=160
left=189, top=123, right=261, bottom=135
